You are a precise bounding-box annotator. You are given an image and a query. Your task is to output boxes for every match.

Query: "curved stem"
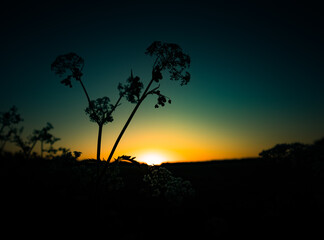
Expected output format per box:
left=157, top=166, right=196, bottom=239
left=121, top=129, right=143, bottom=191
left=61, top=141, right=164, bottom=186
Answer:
left=79, top=80, right=92, bottom=107
left=97, top=124, right=103, bottom=161
left=110, top=95, right=123, bottom=115
left=105, top=98, right=142, bottom=164
left=98, top=78, right=155, bottom=181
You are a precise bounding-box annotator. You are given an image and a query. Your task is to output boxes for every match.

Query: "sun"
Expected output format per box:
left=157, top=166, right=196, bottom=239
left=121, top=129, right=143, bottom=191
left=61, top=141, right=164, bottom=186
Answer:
left=139, top=152, right=166, bottom=165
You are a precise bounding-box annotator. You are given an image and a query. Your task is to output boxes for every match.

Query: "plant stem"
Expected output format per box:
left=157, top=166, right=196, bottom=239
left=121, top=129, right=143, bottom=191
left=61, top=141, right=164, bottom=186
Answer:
left=79, top=79, right=92, bottom=107
left=111, top=95, right=123, bottom=115
left=26, top=139, right=38, bottom=160
left=97, top=124, right=103, bottom=161
left=98, top=78, right=155, bottom=181
left=109, top=78, right=154, bottom=163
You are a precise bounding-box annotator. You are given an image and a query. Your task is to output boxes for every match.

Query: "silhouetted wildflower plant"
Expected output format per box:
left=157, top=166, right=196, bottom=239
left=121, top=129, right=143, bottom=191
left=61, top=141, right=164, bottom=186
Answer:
left=85, top=97, right=114, bottom=124
left=51, top=52, right=84, bottom=88
left=118, top=70, right=144, bottom=104
left=0, top=106, right=77, bottom=159
left=51, top=52, right=127, bottom=161
left=0, top=106, right=23, bottom=154
left=101, top=41, right=191, bottom=180
left=145, top=41, right=191, bottom=86
left=51, top=42, right=191, bottom=198
left=13, top=122, right=62, bottom=160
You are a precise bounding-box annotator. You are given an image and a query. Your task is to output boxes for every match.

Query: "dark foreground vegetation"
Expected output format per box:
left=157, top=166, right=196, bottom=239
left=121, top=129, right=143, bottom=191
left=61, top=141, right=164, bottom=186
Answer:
left=1, top=138, right=324, bottom=238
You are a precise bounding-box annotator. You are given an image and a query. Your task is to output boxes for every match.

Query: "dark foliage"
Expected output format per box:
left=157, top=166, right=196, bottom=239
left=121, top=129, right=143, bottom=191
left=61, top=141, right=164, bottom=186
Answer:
left=0, top=106, right=23, bottom=153
left=0, top=106, right=23, bottom=127
left=12, top=122, right=60, bottom=159
left=259, top=138, right=324, bottom=167
left=144, top=41, right=190, bottom=109
left=118, top=70, right=144, bottom=104
left=51, top=52, right=118, bottom=161
left=51, top=52, right=84, bottom=87
left=85, top=97, right=114, bottom=125
left=2, top=137, right=324, bottom=238
left=145, top=41, right=191, bottom=86
left=152, top=90, right=171, bottom=108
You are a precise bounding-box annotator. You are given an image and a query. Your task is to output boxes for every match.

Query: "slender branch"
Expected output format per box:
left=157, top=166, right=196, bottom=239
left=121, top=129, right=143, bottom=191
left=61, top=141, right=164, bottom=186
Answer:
left=110, top=95, right=123, bottom=116
left=79, top=79, right=92, bottom=107
left=145, top=85, right=160, bottom=96
left=97, top=95, right=123, bottom=161
left=26, top=139, right=38, bottom=160
left=141, top=77, right=157, bottom=101
left=105, top=98, right=142, bottom=164
left=98, top=77, right=156, bottom=181
left=79, top=78, right=101, bottom=124
left=97, top=57, right=165, bottom=185
left=152, top=56, right=160, bottom=69
left=70, top=65, right=91, bottom=107
left=96, top=124, right=103, bottom=161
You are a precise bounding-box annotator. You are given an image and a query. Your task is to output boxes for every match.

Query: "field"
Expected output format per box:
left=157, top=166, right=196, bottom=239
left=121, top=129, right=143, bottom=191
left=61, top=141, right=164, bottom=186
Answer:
left=1, top=154, right=324, bottom=238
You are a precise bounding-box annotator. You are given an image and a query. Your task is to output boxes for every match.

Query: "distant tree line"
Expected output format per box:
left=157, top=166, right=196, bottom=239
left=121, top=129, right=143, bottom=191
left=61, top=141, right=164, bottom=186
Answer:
left=259, top=138, right=324, bottom=167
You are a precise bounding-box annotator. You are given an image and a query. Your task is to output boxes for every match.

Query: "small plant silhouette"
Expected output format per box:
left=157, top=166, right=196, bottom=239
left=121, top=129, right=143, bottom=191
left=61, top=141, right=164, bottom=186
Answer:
left=85, top=97, right=114, bottom=161
left=51, top=53, right=123, bottom=161
left=51, top=53, right=90, bottom=103
left=13, top=122, right=60, bottom=160
left=33, top=122, right=60, bottom=158
left=0, top=106, right=23, bottom=154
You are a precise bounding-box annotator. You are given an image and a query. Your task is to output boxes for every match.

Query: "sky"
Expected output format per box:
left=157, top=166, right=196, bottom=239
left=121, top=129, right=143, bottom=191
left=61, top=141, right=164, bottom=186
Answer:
left=1, top=0, right=323, bottom=163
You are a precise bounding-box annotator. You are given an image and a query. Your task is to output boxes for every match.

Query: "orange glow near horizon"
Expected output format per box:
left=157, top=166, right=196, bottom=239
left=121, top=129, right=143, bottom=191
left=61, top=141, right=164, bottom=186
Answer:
left=75, top=130, right=261, bottom=163
left=39, top=115, right=269, bottom=163
left=137, top=151, right=166, bottom=165
left=66, top=119, right=266, bottom=163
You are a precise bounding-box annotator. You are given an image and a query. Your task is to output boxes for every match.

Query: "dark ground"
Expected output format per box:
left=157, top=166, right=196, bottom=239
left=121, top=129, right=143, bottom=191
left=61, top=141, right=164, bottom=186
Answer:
left=1, top=155, right=324, bottom=238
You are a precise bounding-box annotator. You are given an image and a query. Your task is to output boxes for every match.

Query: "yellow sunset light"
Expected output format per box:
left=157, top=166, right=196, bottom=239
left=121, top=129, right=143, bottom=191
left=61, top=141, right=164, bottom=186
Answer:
left=138, top=152, right=166, bottom=165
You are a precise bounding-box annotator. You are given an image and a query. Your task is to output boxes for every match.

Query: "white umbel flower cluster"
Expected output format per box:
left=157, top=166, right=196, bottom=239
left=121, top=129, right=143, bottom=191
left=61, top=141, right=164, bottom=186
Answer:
left=143, top=166, right=195, bottom=203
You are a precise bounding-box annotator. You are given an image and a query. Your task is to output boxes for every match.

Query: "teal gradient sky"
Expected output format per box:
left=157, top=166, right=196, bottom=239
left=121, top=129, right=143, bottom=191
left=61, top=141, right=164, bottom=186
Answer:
left=1, top=0, right=323, bottom=162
